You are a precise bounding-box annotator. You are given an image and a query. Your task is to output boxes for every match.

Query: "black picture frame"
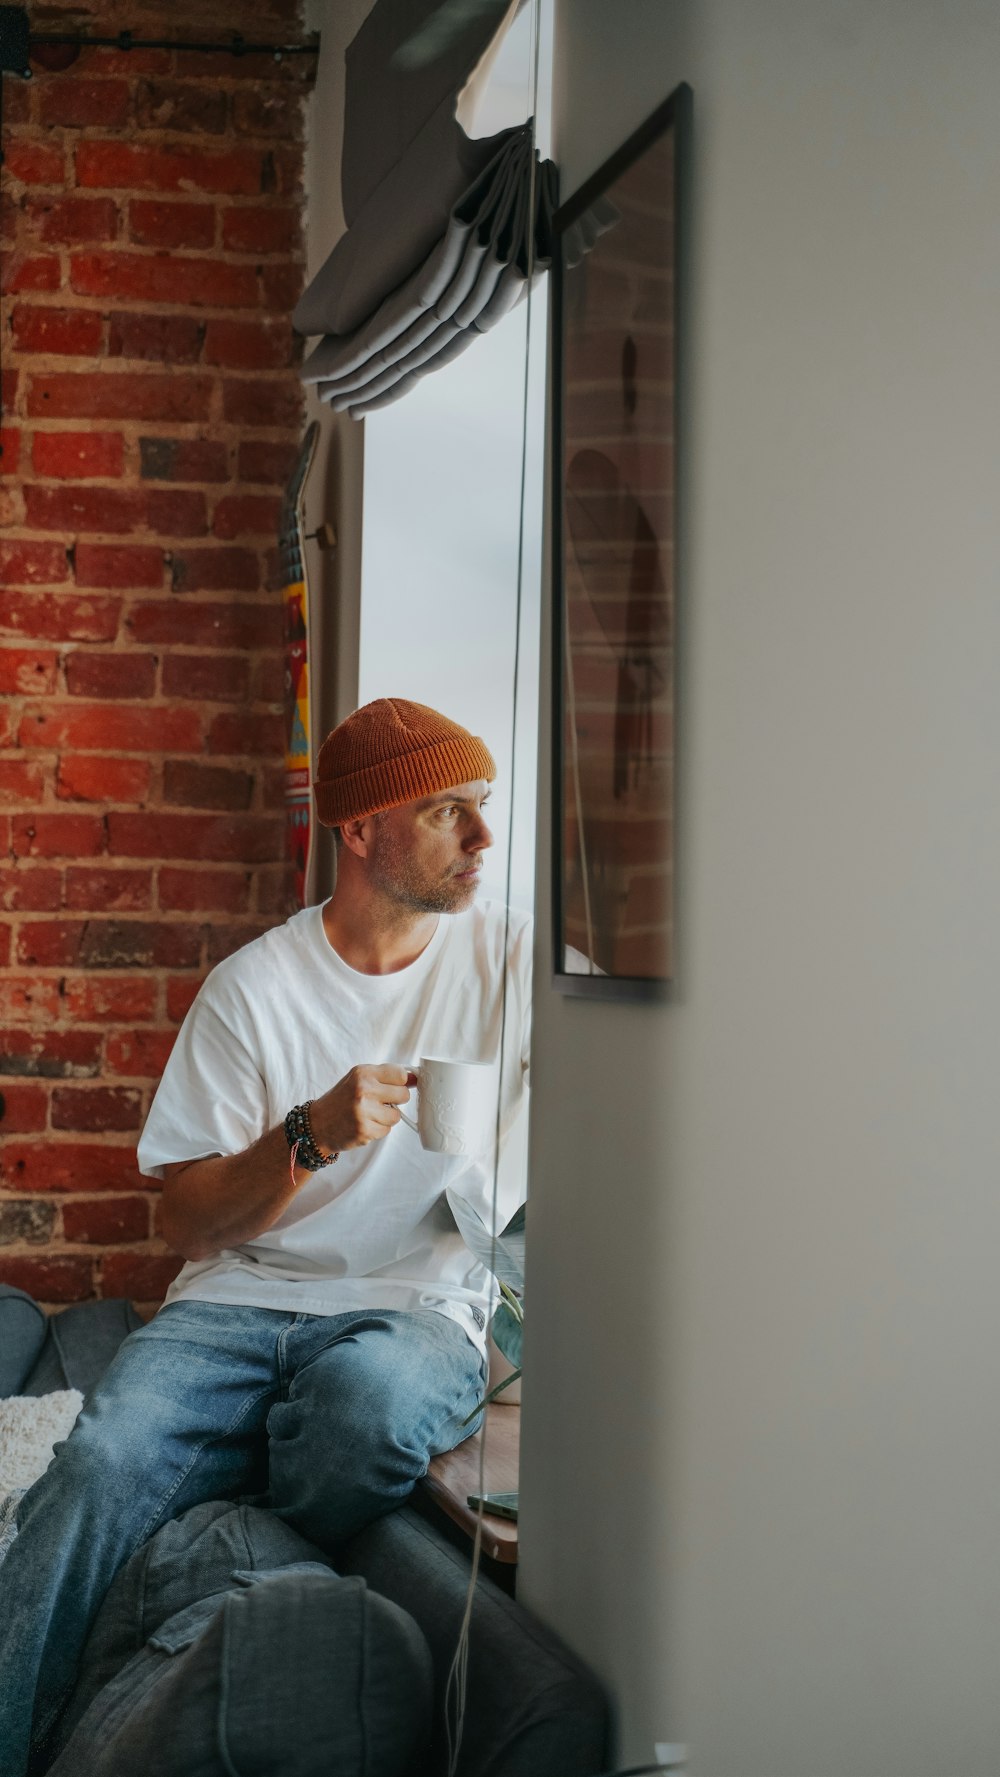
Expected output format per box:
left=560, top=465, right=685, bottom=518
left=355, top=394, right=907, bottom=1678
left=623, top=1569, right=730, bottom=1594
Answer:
left=551, top=84, right=691, bottom=1002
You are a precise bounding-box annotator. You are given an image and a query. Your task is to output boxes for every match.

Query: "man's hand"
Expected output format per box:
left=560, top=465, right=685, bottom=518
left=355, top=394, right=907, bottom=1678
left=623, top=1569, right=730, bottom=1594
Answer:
left=310, top=1064, right=416, bottom=1155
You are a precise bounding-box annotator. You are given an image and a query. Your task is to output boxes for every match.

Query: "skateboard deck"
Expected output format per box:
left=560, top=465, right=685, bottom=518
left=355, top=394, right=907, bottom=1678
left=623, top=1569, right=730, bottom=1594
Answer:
left=279, top=420, right=321, bottom=908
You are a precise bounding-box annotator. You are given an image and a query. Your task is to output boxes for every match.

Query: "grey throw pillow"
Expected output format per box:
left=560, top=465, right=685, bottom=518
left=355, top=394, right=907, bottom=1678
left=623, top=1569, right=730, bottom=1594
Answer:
left=0, top=1287, right=47, bottom=1398
left=21, top=1297, right=142, bottom=1400
left=49, top=1503, right=434, bottom=1777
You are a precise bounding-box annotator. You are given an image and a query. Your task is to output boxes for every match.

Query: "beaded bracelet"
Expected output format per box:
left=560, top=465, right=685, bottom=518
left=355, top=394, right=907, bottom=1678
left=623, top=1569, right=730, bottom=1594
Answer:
left=284, top=1101, right=338, bottom=1174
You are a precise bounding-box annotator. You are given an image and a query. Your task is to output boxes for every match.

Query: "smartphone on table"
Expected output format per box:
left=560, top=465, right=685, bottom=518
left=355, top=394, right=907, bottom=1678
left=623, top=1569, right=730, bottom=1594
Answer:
left=466, top=1490, right=519, bottom=1521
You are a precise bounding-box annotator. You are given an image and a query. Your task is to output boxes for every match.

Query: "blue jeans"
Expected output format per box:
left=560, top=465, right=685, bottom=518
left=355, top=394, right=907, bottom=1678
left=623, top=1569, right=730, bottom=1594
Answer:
left=0, top=1301, right=485, bottom=1777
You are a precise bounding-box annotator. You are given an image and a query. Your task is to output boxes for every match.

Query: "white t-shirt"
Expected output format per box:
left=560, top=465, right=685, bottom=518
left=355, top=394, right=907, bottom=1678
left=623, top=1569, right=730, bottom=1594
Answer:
left=137, top=900, right=532, bottom=1353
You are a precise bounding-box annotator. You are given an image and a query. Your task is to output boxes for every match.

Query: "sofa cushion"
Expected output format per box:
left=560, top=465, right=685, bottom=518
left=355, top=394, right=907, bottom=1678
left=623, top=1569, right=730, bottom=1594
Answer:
left=0, top=1286, right=47, bottom=1398
left=50, top=1570, right=434, bottom=1777
left=338, top=1506, right=609, bottom=1777
left=49, top=1501, right=434, bottom=1777
left=21, top=1297, right=142, bottom=1401
left=51, top=1499, right=336, bottom=1752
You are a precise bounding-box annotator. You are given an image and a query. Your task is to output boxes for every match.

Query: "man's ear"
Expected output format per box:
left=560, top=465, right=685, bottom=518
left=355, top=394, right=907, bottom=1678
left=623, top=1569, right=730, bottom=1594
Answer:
left=339, top=815, right=374, bottom=860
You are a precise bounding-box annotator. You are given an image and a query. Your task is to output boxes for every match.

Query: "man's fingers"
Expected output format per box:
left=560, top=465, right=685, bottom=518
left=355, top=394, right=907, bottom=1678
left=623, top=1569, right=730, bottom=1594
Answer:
left=321, top=1065, right=413, bottom=1149
left=376, top=1082, right=411, bottom=1106
left=371, top=1063, right=413, bottom=1087
left=354, top=1065, right=411, bottom=1106
left=360, top=1103, right=401, bottom=1140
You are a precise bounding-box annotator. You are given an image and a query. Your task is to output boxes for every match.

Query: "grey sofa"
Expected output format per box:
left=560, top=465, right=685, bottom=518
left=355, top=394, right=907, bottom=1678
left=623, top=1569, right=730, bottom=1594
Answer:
left=0, top=1287, right=609, bottom=1777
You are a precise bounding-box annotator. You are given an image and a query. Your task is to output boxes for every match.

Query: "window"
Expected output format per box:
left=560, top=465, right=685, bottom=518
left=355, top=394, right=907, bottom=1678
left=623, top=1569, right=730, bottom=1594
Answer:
left=358, top=1, right=552, bottom=919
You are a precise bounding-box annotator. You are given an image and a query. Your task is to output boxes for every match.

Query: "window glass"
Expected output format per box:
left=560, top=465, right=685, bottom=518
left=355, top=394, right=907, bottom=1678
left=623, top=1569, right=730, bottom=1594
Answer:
left=358, top=2, right=551, bottom=918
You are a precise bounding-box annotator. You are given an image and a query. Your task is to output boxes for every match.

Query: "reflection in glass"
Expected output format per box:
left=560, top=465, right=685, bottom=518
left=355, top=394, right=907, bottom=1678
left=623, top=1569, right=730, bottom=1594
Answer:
left=554, top=92, right=684, bottom=992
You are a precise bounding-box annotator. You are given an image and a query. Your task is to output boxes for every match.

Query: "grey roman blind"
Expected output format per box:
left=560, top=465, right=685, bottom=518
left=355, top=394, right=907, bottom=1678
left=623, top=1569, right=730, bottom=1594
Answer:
left=293, top=0, right=556, bottom=419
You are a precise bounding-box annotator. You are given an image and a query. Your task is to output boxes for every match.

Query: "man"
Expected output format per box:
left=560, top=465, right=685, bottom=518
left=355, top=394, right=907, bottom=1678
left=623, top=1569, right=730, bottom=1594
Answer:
left=0, top=697, right=532, bottom=1777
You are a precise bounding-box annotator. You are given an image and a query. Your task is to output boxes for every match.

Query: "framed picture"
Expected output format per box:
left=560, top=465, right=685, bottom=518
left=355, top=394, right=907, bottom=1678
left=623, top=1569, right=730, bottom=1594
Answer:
left=551, top=84, right=691, bottom=1001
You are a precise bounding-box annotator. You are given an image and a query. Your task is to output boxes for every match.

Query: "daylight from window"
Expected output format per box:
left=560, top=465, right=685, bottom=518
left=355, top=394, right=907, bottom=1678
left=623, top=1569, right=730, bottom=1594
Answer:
left=358, top=4, right=552, bottom=916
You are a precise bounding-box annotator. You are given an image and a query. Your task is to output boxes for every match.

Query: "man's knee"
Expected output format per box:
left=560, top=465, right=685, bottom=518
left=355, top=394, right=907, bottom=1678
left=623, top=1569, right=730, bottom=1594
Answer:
left=286, top=1315, right=480, bottom=1444
left=265, top=1313, right=485, bottom=1545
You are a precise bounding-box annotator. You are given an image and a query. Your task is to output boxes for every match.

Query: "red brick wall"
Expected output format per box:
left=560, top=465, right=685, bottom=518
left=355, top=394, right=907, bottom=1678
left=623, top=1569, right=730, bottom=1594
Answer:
left=0, top=2, right=313, bottom=1310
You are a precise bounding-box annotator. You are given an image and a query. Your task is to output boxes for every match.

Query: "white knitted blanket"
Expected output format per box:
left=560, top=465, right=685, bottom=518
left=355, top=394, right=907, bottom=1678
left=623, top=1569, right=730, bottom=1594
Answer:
left=0, top=1489, right=21, bottom=1567
left=0, top=1390, right=82, bottom=1568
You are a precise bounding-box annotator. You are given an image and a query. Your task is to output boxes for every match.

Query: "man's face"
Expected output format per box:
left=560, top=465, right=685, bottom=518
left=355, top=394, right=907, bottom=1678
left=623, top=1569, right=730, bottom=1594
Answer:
left=366, top=780, right=494, bottom=914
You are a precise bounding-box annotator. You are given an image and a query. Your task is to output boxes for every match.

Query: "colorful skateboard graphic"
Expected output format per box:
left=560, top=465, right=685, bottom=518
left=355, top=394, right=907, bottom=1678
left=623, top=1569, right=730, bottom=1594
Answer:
left=280, top=421, right=320, bottom=908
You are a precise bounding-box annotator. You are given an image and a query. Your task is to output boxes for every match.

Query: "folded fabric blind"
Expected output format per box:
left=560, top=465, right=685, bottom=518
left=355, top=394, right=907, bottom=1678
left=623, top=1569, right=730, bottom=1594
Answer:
left=293, top=0, right=556, bottom=419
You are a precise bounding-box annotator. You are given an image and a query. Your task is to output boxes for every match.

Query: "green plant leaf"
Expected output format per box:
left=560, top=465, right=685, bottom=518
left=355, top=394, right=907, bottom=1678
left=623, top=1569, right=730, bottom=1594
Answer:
left=498, top=1280, right=524, bottom=1323
left=461, top=1367, right=523, bottom=1425
left=491, top=1299, right=523, bottom=1367
left=446, top=1189, right=525, bottom=1293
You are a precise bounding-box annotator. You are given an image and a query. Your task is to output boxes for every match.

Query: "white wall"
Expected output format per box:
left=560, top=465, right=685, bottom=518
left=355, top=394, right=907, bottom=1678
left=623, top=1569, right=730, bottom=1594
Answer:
left=518, top=4, right=1000, bottom=1774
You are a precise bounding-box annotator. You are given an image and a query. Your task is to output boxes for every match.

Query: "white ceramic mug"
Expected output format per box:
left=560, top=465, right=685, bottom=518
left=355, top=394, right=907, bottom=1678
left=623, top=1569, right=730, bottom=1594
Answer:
left=399, top=1057, right=495, bottom=1155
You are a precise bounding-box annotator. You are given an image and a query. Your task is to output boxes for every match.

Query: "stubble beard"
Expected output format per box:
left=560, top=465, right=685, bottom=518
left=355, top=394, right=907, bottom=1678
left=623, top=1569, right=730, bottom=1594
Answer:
left=368, top=821, right=478, bottom=916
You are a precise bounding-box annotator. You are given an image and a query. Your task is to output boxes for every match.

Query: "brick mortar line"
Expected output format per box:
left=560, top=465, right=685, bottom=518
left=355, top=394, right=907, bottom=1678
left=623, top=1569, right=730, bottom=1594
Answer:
left=6, top=250, right=307, bottom=265
left=15, top=416, right=296, bottom=431
left=0, top=980, right=220, bottom=995
left=3, top=302, right=307, bottom=320
left=5, top=810, right=284, bottom=822
left=4, top=181, right=305, bottom=206
left=10, top=129, right=308, bottom=148
left=2, top=277, right=305, bottom=296
left=2, top=171, right=306, bottom=186
left=11, top=703, right=285, bottom=718
left=5, top=128, right=307, bottom=147
left=2, top=423, right=305, bottom=438
left=13, top=411, right=304, bottom=428
left=1, top=527, right=286, bottom=542
left=5, top=472, right=287, bottom=493
left=4, top=745, right=283, bottom=752
left=1, top=594, right=287, bottom=604
left=8, top=732, right=285, bottom=739
left=15, top=80, right=314, bottom=97
left=1, top=940, right=275, bottom=960
left=7, top=486, right=281, bottom=503
left=8, top=255, right=303, bottom=266
left=5, top=470, right=291, bottom=490
left=11, top=490, right=284, bottom=509
left=5, top=534, right=282, bottom=548
left=5, top=297, right=304, bottom=316
left=0, top=1251, right=171, bottom=1261
left=7, top=493, right=280, bottom=507
left=9, top=355, right=305, bottom=368
left=3, top=870, right=287, bottom=877
left=3, top=902, right=282, bottom=911
left=17, top=85, right=312, bottom=97
left=2, top=910, right=283, bottom=919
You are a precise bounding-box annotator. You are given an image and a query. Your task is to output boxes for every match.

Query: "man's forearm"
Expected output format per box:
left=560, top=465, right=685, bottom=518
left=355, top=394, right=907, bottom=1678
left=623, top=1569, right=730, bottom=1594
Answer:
left=158, top=1063, right=417, bottom=1262
left=160, top=1124, right=311, bottom=1261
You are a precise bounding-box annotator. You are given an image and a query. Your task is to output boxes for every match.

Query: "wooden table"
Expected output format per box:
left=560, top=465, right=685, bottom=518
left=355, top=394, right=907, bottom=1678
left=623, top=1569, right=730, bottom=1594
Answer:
left=421, top=1402, right=520, bottom=1565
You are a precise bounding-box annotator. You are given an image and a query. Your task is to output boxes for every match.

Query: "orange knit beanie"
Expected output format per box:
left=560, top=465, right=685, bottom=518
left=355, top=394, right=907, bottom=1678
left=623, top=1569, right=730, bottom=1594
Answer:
left=314, top=698, right=496, bottom=828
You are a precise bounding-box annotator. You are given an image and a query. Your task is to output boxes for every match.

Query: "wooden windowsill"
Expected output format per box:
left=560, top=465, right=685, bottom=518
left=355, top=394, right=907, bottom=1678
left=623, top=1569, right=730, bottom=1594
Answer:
left=421, top=1401, right=520, bottom=1565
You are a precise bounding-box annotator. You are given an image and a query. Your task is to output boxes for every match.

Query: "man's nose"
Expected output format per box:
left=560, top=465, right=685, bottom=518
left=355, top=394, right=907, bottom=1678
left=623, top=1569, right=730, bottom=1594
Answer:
left=466, top=813, right=493, bottom=852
